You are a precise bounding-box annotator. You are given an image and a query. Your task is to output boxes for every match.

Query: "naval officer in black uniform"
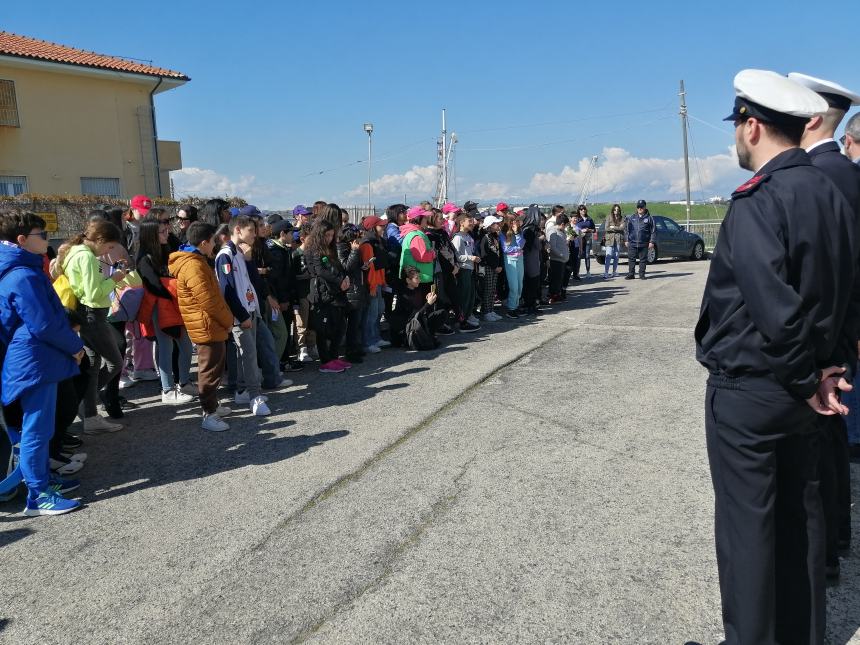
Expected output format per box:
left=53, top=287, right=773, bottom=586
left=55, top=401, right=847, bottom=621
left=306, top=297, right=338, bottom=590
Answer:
left=790, top=72, right=860, bottom=584
left=695, top=69, right=858, bottom=645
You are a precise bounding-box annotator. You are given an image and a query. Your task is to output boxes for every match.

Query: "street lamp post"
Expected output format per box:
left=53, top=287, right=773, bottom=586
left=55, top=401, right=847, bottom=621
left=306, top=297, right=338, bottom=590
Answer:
left=363, top=122, right=374, bottom=214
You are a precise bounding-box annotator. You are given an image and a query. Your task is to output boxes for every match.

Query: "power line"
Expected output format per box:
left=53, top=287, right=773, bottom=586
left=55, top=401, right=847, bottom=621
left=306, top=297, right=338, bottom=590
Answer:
left=687, top=114, right=734, bottom=136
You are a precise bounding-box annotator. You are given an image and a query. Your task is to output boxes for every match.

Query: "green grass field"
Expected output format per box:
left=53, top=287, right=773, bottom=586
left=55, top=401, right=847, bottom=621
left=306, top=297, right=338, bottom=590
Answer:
left=563, top=202, right=727, bottom=222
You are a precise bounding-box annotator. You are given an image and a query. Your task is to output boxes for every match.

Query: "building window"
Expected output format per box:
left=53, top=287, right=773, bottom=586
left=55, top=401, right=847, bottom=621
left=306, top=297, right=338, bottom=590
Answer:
left=0, top=80, right=20, bottom=127
left=81, top=177, right=121, bottom=198
left=0, top=175, right=28, bottom=196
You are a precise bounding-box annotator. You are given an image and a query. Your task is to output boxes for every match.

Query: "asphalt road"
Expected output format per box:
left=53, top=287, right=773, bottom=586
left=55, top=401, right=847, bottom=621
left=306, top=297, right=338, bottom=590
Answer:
left=1, top=259, right=858, bottom=645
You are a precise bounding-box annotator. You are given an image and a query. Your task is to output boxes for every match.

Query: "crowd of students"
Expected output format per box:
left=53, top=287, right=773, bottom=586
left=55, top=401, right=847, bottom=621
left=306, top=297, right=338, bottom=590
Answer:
left=0, top=196, right=640, bottom=516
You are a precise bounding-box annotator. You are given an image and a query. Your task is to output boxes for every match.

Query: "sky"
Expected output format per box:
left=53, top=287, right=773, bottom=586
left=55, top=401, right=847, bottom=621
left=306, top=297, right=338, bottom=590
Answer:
left=6, top=1, right=860, bottom=209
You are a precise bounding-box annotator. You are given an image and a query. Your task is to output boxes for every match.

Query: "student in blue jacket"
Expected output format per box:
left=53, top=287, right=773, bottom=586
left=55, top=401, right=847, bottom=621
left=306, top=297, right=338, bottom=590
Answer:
left=0, top=212, right=86, bottom=516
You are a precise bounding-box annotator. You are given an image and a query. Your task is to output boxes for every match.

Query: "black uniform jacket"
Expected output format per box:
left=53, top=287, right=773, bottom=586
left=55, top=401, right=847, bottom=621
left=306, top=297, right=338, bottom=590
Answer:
left=695, top=148, right=858, bottom=400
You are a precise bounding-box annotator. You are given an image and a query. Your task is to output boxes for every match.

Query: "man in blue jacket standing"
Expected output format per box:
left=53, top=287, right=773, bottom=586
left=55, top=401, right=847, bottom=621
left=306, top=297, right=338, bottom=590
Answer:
left=625, top=200, right=656, bottom=280
left=0, top=212, right=85, bottom=516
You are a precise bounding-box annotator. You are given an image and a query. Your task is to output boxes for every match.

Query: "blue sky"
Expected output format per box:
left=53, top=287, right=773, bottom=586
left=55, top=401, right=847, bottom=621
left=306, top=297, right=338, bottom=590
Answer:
left=6, top=0, right=860, bottom=208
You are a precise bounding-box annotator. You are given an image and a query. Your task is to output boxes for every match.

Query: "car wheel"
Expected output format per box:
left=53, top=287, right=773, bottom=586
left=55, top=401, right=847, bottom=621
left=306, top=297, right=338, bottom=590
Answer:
left=595, top=255, right=605, bottom=265
left=691, top=241, right=705, bottom=260
left=647, top=245, right=657, bottom=264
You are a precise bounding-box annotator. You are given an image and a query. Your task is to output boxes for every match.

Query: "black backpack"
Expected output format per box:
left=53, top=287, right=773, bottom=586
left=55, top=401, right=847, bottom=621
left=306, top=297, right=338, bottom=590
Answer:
left=405, top=312, right=438, bottom=351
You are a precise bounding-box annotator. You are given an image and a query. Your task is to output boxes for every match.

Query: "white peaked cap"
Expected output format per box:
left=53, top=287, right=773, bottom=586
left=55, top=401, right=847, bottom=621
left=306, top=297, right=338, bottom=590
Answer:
left=734, top=69, right=829, bottom=118
left=787, top=72, right=860, bottom=108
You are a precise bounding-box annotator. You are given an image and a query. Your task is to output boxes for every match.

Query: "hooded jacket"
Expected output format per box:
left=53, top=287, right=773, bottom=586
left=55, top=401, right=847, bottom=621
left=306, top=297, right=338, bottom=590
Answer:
left=0, top=242, right=83, bottom=405
left=168, top=249, right=234, bottom=344
left=521, top=205, right=543, bottom=278
left=63, top=244, right=120, bottom=309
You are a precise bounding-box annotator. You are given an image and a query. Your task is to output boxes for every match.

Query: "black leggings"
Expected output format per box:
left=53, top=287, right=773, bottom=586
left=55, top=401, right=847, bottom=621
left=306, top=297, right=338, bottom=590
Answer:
left=312, top=304, right=346, bottom=364
left=523, top=274, right=541, bottom=309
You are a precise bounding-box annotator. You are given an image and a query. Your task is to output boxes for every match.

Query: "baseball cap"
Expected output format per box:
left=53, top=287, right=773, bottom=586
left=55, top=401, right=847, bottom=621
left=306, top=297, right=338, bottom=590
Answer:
left=496, top=202, right=509, bottom=212
left=228, top=207, right=241, bottom=218
left=442, top=202, right=461, bottom=214
left=362, top=216, right=384, bottom=230
left=271, top=219, right=293, bottom=236
left=636, top=200, right=647, bottom=208
left=482, top=215, right=503, bottom=228
left=406, top=206, right=429, bottom=221
left=266, top=213, right=284, bottom=226
left=463, top=201, right=479, bottom=212
left=130, top=195, right=152, bottom=215
left=292, top=205, right=311, bottom=217
left=239, top=205, right=262, bottom=218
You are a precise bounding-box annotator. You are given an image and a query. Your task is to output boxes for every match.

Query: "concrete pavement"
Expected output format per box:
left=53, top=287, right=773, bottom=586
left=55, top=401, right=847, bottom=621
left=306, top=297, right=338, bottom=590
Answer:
left=1, top=259, right=858, bottom=644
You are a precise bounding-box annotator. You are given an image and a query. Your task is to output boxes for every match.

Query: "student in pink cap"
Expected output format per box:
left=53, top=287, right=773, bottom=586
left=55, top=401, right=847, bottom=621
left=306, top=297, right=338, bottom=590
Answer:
left=441, top=202, right=460, bottom=236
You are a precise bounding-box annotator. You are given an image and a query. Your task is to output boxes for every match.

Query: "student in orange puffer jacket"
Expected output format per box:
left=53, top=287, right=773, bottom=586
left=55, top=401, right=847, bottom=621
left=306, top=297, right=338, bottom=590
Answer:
left=168, top=222, right=235, bottom=432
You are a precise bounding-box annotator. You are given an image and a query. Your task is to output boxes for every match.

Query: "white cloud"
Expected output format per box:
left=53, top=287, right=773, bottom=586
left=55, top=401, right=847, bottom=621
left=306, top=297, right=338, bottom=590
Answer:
left=527, top=146, right=743, bottom=200
left=171, top=167, right=290, bottom=210
left=345, top=165, right=437, bottom=201
left=466, top=182, right=511, bottom=201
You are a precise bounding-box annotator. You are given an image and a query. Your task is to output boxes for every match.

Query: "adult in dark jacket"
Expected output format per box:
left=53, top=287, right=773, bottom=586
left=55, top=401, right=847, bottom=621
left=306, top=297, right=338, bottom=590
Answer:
left=267, top=220, right=297, bottom=365
left=336, top=225, right=367, bottom=362
left=0, top=212, right=85, bottom=516
left=625, top=200, right=655, bottom=280
left=521, top=204, right=543, bottom=314
left=791, top=72, right=860, bottom=581
left=306, top=221, right=350, bottom=372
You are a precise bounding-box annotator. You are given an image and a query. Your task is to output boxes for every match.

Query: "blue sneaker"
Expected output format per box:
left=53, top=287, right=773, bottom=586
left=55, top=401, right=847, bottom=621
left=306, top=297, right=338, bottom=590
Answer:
left=24, top=490, right=81, bottom=516
left=47, top=476, right=80, bottom=495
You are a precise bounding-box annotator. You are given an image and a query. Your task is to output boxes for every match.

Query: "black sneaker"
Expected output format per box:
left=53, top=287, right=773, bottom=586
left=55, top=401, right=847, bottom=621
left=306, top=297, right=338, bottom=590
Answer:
left=118, top=396, right=139, bottom=410
left=437, top=325, right=456, bottom=336
left=624, top=274, right=635, bottom=280
left=284, top=361, right=305, bottom=372
left=459, top=322, right=480, bottom=333
left=62, top=436, right=84, bottom=450
left=505, top=310, right=519, bottom=319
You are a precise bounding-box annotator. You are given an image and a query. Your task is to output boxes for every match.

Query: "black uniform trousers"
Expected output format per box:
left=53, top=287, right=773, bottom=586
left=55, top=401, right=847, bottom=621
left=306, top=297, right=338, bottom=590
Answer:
left=627, top=245, right=648, bottom=278
left=705, top=382, right=824, bottom=645
left=818, top=415, right=852, bottom=566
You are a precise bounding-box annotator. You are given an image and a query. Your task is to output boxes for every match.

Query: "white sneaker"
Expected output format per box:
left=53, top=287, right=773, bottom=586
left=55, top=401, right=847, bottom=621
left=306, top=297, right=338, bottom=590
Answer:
left=235, top=391, right=268, bottom=405
left=83, top=415, right=124, bottom=434
left=59, top=451, right=87, bottom=463
left=131, top=369, right=159, bottom=381
left=50, top=457, right=84, bottom=475
left=162, top=388, right=194, bottom=405
left=298, top=349, right=313, bottom=363
left=375, top=339, right=391, bottom=348
left=179, top=382, right=198, bottom=396
left=201, top=413, right=230, bottom=432
left=119, top=375, right=136, bottom=390
left=365, top=345, right=381, bottom=354
left=251, top=396, right=271, bottom=416
left=215, top=405, right=232, bottom=417
left=264, top=378, right=292, bottom=389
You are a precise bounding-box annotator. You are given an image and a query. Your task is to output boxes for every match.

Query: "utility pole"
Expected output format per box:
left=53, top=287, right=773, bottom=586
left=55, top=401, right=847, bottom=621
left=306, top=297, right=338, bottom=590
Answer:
left=679, top=80, right=692, bottom=228
left=440, top=109, right=448, bottom=206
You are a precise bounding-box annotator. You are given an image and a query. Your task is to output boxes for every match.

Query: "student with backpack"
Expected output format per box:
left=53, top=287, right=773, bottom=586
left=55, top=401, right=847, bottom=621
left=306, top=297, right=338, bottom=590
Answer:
left=0, top=212, right=86, bottom=516
left=359, top=216, right=389, bottom=353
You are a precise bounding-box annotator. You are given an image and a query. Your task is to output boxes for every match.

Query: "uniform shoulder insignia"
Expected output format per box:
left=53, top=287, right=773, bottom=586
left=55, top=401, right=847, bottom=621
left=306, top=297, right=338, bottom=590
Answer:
left=732, top=173, right=771, bottom=197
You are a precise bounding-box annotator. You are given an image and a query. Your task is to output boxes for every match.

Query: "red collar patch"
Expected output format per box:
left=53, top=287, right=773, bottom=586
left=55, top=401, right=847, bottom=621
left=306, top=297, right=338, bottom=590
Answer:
left=732, top=174, right=770, bottom=197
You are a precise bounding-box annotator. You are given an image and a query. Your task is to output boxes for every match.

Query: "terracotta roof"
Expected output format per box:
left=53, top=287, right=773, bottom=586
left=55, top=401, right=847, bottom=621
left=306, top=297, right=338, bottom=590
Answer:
left=0, top=31, right=189, bottom=81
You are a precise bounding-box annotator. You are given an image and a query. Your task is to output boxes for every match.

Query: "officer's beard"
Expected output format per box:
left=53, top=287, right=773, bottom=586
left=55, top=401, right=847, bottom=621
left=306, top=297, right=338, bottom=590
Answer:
left=736, top=139, right=754, bottom=172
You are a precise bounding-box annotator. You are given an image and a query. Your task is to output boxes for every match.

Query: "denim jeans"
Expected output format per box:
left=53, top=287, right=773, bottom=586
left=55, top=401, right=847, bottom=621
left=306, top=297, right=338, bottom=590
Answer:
left=580, top=240, right=592, bottom=274
left=152, top=305, right=192, bottom=392
left=230, top=316, right=261, bottom=398
left=255, top=315, right=281, bottom=388
left=363, top=289, right=383, bottom=347
left=604, top=244, right=619, bottom=276
left=504, top=255, right=524, bottom=311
